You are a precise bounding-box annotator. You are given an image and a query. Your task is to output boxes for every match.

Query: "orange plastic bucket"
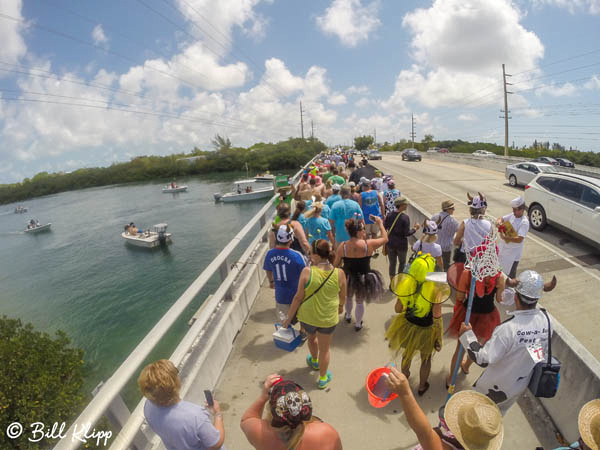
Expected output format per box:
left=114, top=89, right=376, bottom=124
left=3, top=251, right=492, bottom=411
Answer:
left=366, top=367, right=398, bottom=408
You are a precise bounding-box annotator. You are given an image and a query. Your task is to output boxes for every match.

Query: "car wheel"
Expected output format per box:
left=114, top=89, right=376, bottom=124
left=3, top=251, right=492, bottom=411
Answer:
left=509, top=175, right=517, bottom=187
left=529, top=204, right=547, bottom=231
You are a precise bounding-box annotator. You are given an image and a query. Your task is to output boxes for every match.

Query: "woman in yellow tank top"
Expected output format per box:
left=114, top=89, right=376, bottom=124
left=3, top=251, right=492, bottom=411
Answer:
left=283, top=240, right=347, bottom=390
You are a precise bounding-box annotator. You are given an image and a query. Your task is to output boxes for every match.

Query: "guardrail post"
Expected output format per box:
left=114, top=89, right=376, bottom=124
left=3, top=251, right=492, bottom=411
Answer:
left=91, top=382, right=150, bottom=450
left=219, top=258, right=233, bottom=300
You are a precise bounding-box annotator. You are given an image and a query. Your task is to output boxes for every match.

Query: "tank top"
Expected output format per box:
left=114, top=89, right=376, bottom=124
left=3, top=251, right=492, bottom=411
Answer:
left=361, top=190, right=381, bottom=224
left=297, top=267, right=340, bottom=328
left=342, top=241, right=371, bottom=275
left=462, top=218, right=491, bottom=252
left=467, top=287, right=497, bottom=314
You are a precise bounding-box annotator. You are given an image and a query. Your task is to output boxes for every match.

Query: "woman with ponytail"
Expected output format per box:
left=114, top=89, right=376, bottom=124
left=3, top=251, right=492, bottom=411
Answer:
left=270, top=203, right=310, bottom=255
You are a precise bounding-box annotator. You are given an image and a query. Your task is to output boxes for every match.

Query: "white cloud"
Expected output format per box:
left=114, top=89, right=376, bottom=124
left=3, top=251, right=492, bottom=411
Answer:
left=0, top=0, right=27, bottom=67
left=316, top=0, right=381, bottom=47
left=91, top=24, right=108, bottom=46
left=530, top=0, right=600, bottom=14
left=458, top=113, right=478, bottom=121
left=386, top=0, right=544, bottom=109
left=584, top=75, right=600, bottom=90
left=535, top=82, right=578, bottom=97
left=346, top=85, right=370, bottom=95
left=355, top=97, right=371, bottom=108
left=328, top=92, right=347, bottom=105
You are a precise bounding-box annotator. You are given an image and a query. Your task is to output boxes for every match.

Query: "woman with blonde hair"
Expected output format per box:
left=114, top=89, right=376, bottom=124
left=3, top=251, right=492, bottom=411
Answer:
left=283, top=240, right=347, bottom=389
left=304, top=202, right=334, bottom=243
left=139, top=359, right=225, bottom=450
left=241, top=374, right=342, bottom=450
left=270, top=202, right=310, bottom=255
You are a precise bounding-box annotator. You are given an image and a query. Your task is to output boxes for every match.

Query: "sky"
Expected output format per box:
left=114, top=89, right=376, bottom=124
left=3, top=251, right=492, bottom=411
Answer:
left=1, top=0, right=599, bottom=183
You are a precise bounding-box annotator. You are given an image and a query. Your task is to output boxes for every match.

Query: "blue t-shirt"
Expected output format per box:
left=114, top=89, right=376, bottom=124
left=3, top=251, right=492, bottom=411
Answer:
left=330, top=199, right=363, bottom=243
left=263, top=247, right=306, bottom=304
left=296, top=213, right=307, bottom=230
left=144, top=400, right=224, bottom=450
left=325, top=194, right=342, bottom=209
left=306, top=216, right=332, bottom=243
left=321, top=203, right=331, bottom=220
left=361, top=190, right=381, bottom=224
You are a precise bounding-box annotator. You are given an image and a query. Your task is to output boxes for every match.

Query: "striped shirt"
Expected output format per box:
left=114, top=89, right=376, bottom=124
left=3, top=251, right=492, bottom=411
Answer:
left=431, top=211, right=459, bottom=252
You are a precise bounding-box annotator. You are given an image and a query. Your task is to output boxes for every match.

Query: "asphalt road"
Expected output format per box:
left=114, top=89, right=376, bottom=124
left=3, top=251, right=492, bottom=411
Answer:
left=375, top=153, right=600, bottom=359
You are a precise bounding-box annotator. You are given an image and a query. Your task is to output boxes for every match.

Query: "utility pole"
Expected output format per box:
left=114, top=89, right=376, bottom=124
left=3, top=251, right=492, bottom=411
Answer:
left=311, top=120, right=314, bottom=139
left=300, top=101, right=305, bottom=139
left=410, top=114, right=416, bottom=145
left=373, top=128, right=376, bottom=146
left=501, top=64, right=513, bottom=157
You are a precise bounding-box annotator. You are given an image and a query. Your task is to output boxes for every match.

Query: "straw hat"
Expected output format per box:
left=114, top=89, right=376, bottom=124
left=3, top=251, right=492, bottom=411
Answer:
left=579, top=399, right=600, bottom=450
left=445, top=391, right=504, bottom=450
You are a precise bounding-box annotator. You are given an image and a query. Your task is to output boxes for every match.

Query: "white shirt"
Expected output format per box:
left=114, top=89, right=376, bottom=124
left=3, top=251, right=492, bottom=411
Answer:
left=462, top=218, right=492, bottom=253
left=460, top=308, right=551, bottom=414
left=497, top=213, right=530, bottom=273
left=413, top=240, right=442, bottom=258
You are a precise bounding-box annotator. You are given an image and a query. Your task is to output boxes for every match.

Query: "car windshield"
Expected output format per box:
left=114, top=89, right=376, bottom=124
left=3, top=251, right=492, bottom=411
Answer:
left=540, top=166, right=558, bottom=173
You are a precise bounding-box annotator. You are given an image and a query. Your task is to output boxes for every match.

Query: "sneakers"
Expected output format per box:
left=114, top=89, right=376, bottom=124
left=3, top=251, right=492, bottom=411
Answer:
left=354, top=321, right=363, bottom=332
left=318, top=371, right=332, bottom=389
left=344, top=313, right=352, bottom=323
left=306, top=354, right=319, bottom=371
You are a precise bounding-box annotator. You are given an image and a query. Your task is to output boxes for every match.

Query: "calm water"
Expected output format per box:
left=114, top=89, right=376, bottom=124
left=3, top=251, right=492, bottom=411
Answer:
left=0, top=175, right=273, bottom=393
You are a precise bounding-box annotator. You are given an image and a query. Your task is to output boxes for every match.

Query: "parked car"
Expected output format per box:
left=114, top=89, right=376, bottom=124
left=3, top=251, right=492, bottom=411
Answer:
left=532, top=156, right=559, bottom=166
left=472, top=150, right=495, bottom=156
left=525, top=173, right=600, bottom=247
left=367, top=150, right=382, bottom=160
left=556, top=158, right=575, bottom=168
left=427, top=147, right=440, bottom=153
left=505, top=162, right=558, bottom=187
left=439, top=148, right=449, bottom=153
left=402, top=148, right=422, bottom=161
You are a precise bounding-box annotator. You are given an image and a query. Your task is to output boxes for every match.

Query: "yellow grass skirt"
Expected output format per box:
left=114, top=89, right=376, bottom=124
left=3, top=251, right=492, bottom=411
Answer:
left=385, top=313, right=439, bottom=364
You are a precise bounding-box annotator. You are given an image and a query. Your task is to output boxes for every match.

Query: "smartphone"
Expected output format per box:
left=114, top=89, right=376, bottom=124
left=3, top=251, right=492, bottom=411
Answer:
left=369, top=214, right=376, bottom=221
left=204, top=390, right=214, bottom=407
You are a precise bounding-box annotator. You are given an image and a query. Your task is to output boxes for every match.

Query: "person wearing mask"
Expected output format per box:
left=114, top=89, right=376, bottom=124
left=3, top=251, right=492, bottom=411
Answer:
left=384, top=197, right=420, bottom=278
left=358, top=178, right=385, bottom=242
left=263, top=224, right=307, bottom=322
left=382, top=180, right=400, bottom=217
left=497, top=196, right=530, bottom=278
left=431, top=200, right=459, bottom=272
left=304, top=203, right=334, bottom=244
left=384, top=367, right=504, bottom=450
left=329, top=186, right=363, bottom=246
left=334, top=217, right=387, bottom=331
left=139, top=359, right=225, bottom=450
left=283, top=240, right=347, bottom=389
left=325, top=184, right=343, bottom=208
left=459, top=270, right=557, bottom=415
left=240, top=374, right=343, bottom=450
left=270, top=203, right=310, bottom=255
left=412, top=220, right=444, bottom=271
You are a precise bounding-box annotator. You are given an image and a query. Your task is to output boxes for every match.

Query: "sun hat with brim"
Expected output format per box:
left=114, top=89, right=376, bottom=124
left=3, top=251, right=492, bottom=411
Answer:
left=394, top=197, right=408, bottom=206
left=445, top=391, right=504, bottom=450
left=579, top=399, right=600, bottom=450
left=442, top=200, right=455, bottom=210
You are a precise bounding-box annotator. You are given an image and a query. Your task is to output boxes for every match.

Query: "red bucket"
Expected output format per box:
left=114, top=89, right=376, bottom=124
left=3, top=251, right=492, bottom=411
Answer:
left=366, top=367, right=398, bottom=408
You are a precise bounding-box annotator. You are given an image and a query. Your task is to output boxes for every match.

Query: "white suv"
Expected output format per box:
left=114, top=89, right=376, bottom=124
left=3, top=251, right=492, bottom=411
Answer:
left=472, top=150, right=495, bottom=156
left=525, top=173, right=600, bottom=246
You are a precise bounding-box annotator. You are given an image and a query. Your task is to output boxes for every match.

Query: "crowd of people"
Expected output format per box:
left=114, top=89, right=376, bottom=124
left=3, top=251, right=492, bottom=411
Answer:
left=135, top=150, right=599, bottom=450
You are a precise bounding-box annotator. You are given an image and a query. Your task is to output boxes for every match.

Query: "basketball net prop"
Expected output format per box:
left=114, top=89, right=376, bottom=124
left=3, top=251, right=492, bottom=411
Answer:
left=445, top=215, right=502, bottom=404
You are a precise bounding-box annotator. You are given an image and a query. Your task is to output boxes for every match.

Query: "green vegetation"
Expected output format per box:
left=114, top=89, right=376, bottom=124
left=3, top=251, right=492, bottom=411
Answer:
left=0, top=137, right=326, bottom=205
left=378, top=137, right=600, bottom=167
left=354, top=135, right=374, bottom=151
left=0, top=316, right=86, bottom=449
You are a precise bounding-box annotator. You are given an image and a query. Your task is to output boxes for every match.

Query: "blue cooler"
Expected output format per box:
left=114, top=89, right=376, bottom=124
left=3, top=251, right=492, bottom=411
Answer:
left=273, top=324, right=302, bottom=352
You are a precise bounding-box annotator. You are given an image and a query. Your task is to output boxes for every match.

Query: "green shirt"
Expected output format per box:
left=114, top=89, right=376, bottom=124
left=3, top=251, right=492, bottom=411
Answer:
left=298, top=267, right=341, bottom=328
left=322, top=172, right=333, bottom=183
left=328, top=175, right=345, bottom=186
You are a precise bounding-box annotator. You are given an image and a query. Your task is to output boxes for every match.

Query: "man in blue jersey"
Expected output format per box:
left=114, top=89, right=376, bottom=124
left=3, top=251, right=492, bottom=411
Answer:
left=329, top=185, right=363, bottom=246
left=263, top=224, right=306, bottom=322
left=358, top=178, right=385, bottom=239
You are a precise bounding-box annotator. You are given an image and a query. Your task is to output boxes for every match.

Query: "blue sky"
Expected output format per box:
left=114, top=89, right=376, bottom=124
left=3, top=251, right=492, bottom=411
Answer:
left=1, top=0, right=599, bottom=183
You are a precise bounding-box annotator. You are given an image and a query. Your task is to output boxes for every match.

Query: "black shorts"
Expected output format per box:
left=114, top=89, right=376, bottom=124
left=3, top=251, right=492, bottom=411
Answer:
left=300, top=322, right=337, bottom=335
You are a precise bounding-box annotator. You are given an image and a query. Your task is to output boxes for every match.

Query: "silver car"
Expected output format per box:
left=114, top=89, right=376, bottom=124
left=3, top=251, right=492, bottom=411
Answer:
left=505, top=162, right=557, bottom=187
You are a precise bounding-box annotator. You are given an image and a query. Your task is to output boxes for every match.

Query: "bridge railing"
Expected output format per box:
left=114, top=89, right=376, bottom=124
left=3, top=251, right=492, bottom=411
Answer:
left=54, top=155, right=318, bottom=450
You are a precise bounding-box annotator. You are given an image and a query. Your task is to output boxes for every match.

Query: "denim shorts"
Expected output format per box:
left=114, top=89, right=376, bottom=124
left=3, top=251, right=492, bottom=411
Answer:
left=300, top=322, right=337, bottom=335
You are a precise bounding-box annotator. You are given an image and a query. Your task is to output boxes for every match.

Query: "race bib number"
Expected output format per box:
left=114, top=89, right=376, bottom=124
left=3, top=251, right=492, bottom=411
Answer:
left=527, top=343, right=545, bottom=363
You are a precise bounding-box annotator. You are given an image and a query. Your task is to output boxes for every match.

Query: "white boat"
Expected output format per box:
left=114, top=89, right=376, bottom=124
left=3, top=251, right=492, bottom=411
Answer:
left=162, top=185, right=188, bottom=193
left=15, top=205, right=28, bottom=213
left=254, top=173, right=275, bottom=182
left=214, top=179, right=274, bottom=203
left=24, top=223, right=51, bottom=233
left=122, top=223, right=172, bottom=248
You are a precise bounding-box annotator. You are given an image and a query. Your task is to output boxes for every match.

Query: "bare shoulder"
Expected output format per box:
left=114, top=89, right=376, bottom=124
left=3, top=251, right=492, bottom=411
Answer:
left=299, top=422, right=342, bottom=449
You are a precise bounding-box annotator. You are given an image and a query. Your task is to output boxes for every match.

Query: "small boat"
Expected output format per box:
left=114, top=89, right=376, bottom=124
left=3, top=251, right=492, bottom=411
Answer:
left=254, top=173, right=275, bottom=182
left=24, top=222, right=52, bottom=233
left=14, top=206, right=28, bottom=213
left=214, top=179, right=274, bottom=203
left=122, top=223, right=172, bottom=248
left=162, top=185, right=188, bottom=193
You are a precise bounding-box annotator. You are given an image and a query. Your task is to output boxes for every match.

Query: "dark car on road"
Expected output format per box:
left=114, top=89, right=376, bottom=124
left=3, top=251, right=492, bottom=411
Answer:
left=556, top=158, right=575, bottom=168
left=532, top=156, right=559, bottom=166
left=402, top=148, right=422, bottom=161
left=368, top=150, right=382, bottom=160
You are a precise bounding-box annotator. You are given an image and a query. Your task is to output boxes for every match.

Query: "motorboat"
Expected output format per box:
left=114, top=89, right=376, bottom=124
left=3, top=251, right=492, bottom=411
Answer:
left=254, top=173, right=275, bottom=182
left=122, top=223, right=172, bottom=248
left=162, top=185, right=188, bottom=193
left=214, top=179, right=274, bottom=203
left=24, top=221, right=51, bottom=233
left=14, top=205, right=28, bottom=213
